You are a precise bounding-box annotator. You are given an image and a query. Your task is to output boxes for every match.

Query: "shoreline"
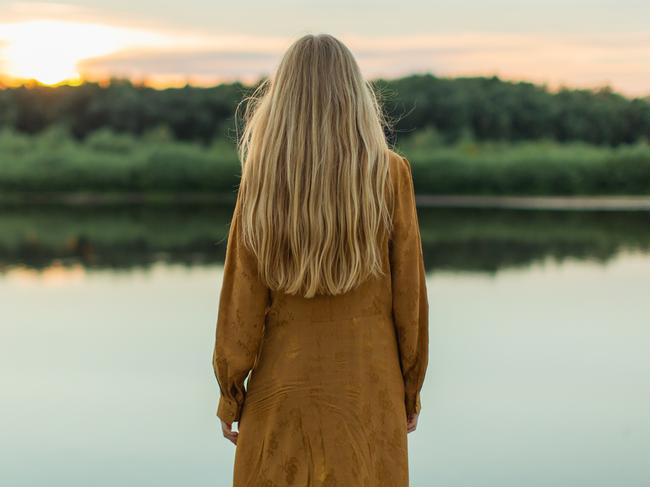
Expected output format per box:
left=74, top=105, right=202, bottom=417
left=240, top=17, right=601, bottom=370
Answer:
left=416, top=195, right=650, bottom=211
left=2, top=192, right=650, bottom=211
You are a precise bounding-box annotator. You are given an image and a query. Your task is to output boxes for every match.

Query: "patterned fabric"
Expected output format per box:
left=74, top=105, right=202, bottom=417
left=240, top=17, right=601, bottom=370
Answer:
left=212, top=150, right=429, bottom=486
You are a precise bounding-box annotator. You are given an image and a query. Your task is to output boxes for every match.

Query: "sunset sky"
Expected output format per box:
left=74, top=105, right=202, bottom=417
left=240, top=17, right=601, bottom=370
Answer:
left=0, top=0, right=649, bottom=95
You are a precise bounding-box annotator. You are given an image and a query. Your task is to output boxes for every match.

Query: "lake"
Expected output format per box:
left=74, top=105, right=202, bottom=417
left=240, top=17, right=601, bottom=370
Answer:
left=1, top=206, right=649, bottom=487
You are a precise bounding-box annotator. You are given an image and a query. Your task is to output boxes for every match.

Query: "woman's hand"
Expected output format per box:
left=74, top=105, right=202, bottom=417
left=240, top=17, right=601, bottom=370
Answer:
left=220, top=419, right=239, bottom=445
left=406, top=412, right=419, bottom=433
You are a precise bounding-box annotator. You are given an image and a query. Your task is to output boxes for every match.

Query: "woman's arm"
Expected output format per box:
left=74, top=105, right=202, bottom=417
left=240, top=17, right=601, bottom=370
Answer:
left=389, top=155, right=430, bottom=419
left=212, top=192, right=270, bottom=425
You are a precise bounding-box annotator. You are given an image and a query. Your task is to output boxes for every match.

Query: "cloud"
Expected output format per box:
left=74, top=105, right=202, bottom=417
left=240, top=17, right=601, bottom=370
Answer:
left=79, top=48, right=281, bottom=85
left=77, top=31, right=650, bottom=95
left=76, top=34, right=293, bottom=86
left=6, top=1, right=84, bottom=16
left=1, top=8, right=648, bottom=95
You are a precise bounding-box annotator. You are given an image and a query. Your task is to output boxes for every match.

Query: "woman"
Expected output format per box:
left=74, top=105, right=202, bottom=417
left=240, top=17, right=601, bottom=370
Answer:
left=212, top=33, right=429, bottom=486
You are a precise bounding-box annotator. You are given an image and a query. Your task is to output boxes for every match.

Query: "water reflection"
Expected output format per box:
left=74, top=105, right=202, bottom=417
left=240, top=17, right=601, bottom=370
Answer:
left=1, top=207, right=650, bottom=487
left=2, top=206, right=650, bottom=273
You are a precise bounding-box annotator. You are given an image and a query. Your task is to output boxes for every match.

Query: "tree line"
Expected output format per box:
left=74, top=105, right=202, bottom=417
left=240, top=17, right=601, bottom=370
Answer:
left=0, top=74, right=649, bottom=146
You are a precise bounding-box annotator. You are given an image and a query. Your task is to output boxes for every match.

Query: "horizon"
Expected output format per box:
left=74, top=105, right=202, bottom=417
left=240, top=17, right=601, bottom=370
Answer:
left=0, top=1, right=649, bottom=96
left=1, top=71, right=646, bottom=101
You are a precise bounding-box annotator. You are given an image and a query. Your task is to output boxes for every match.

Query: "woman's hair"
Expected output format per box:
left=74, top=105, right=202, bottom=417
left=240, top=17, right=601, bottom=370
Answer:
left=235, top=33, right=394, bottom=298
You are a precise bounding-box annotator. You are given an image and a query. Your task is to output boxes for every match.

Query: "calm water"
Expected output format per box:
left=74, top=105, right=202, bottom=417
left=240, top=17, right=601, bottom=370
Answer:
left=1, top=207, right=649, bottom=487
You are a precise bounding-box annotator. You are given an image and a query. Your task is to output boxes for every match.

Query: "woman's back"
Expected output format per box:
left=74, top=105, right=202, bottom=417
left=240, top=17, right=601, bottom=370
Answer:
left=213, top=148, right=429, bottom=486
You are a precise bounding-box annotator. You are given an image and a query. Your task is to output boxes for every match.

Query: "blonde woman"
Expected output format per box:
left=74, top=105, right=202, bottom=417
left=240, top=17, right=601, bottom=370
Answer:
left=212, top=33, right=429, bottom=486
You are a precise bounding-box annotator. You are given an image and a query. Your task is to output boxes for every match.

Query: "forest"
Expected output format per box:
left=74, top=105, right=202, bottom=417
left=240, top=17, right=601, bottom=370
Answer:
left=1, top=74, right=649, bottom=197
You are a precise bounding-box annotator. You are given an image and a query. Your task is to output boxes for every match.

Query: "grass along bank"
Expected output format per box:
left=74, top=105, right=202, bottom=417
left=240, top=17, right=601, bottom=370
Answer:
left=1, top=126, right=650, bottom=201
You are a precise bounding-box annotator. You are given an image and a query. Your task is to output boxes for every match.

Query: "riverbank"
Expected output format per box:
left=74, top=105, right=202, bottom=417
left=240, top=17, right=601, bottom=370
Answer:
left=416, top=195, right=650, bottom=211
left=2, top=128, right=650, bottom=197
left=0, top=191, right=236, bottom=206
left=3, top=191, right=650, bottom=211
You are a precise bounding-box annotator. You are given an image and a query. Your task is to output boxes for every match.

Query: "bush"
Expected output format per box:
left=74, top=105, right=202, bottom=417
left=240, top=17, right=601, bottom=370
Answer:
left=1, top=126, right=649, bottom=195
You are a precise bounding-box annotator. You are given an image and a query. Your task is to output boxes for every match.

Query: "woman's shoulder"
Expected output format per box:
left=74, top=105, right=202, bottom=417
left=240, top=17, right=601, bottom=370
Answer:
left=386, top=148, right=413, bottom=188
left=387, top=147, right=406, bottom=164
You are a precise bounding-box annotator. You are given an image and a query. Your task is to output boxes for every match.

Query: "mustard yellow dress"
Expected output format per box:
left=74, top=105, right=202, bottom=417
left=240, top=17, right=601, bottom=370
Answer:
left=212, top=150, right=429, bottom=486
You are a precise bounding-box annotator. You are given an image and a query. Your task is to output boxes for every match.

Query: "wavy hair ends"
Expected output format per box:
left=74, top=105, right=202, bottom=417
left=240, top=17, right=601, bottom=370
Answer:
left=235, top=33, right=394, bottom=298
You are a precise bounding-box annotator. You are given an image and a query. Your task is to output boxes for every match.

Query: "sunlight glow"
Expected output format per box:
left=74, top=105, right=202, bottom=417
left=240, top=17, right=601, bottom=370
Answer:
left=0, top=20, right=169, bottom=85
left=0, top=17, right=648, bottom=94
left=6, top=262, right=86, bottom=286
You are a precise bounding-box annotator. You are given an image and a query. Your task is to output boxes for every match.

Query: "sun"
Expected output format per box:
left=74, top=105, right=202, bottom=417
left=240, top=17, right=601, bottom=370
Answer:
left=0, top=20, right=168, bottom=85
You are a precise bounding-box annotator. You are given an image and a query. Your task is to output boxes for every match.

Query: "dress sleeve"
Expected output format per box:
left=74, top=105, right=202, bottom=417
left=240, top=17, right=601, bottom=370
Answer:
left=389, top=155, right=430, bottom=418
left=212, top=191, right=270, bottom=424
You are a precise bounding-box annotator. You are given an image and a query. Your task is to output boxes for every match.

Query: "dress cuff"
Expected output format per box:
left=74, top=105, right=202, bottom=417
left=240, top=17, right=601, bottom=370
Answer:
left=405, top=391, right=421, bottom=418
left=216, top=396, right=241, bottom=424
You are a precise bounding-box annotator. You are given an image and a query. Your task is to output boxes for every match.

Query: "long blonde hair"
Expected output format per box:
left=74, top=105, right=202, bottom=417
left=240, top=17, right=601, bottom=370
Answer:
left=236, top=33, right=394, bottom=298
